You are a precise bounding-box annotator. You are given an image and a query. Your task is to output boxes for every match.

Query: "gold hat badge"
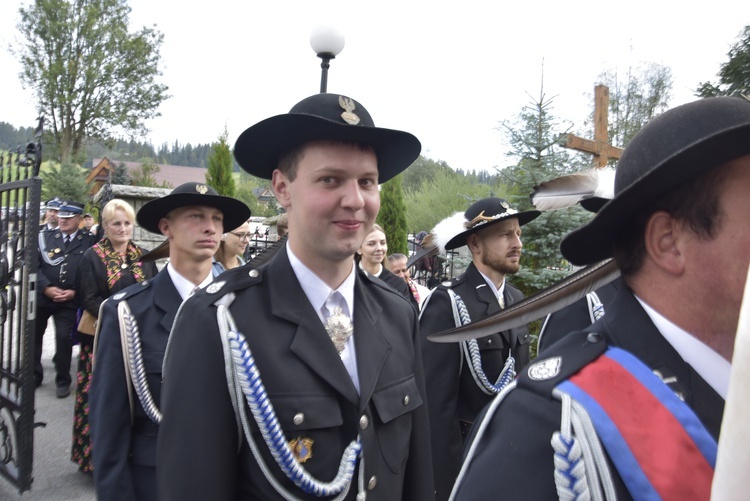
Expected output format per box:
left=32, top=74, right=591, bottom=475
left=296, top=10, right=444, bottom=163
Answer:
left=195, top=184, right=208, bottom=194
left=339, top=96, right=360, bottom=125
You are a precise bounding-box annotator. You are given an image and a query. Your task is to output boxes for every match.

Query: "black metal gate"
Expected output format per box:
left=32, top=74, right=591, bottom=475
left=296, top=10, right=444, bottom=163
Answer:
left=0, top=120, right=43, bottom=494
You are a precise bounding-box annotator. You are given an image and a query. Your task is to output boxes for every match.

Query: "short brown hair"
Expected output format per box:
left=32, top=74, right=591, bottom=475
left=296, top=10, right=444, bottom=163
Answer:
left=613, top=161, right=732, bottom=277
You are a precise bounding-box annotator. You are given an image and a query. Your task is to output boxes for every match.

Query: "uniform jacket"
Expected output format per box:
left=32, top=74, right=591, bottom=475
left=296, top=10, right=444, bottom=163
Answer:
left=90, top=269, right=182, bottom=501
left=537, top=278, right=621, bottom=353
left=376, top=267, right=420, bottom=311
left=37, top=229, right=96, bottom=309
left=452, top=283, right=725, bottom=500
left=418, top=262, right=530, bottom=501
left=156, top=247, right=435, bottom=500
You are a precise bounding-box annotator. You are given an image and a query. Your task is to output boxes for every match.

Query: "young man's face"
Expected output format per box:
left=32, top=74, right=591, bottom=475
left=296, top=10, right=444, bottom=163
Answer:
left=159, top=205, right=224, bottom=263
left=83, top=216, right=94, bottom=229
left=470, top=218, right=523, bottom=276
left=273, top=141, right=379, bottom=269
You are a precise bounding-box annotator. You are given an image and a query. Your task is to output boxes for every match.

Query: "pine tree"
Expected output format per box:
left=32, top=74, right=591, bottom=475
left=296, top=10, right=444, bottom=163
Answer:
left=205, top=129, right=236, bottom=197
left=697, top=25, right=750, bottom=97
left=130, top=160, right=171, bottom=188
left=42, top=162, right=92, bottom=203
left=377, top=174, right=409, bottom=256
left=111, top=161, right=131, bottom=185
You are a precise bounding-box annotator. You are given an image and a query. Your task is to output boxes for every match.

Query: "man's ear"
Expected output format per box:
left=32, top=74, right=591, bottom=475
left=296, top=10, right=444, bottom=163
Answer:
left=157, top=217, right=171, bottom=238
left=643, top=211, right=685, bottom=276
left=272, top=169, right=292, bottom=210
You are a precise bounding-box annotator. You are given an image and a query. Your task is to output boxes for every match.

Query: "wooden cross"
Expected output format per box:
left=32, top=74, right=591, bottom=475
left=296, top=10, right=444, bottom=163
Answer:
left=562, top=85, right=624, bottom=168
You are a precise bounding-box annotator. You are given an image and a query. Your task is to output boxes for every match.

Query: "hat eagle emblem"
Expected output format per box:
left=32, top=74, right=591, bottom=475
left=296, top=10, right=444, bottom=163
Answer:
left=195, top=184, right=209, bottom=194
left=339, top=96, right=360, bottom=125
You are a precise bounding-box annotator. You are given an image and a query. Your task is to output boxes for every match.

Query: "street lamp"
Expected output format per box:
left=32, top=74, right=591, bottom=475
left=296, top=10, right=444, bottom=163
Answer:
left=310, top=25, right=345, bottom=93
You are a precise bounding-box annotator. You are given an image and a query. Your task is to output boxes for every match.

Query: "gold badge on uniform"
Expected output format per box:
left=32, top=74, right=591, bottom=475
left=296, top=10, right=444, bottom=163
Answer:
left=289, top=437, right=314, bottom=463
left=54, top=248, right=61, bottom=254
left=339, top=96, right=360, bottom=125
left=195, top=184, right=208, bottom=194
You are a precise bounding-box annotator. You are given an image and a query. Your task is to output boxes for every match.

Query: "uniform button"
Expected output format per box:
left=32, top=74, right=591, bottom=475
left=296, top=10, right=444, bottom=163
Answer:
left=293, top=413, right=304, bottom=426
left=402, top=395, right=410, bottom=406
left=367, top=476, right=377, bottom=490
left=248, top=269, right=259, bottom=278
left=359, top=415, right=369, bottom=430
left=487, top=339, right=492, bottom=345
left=587, top=332, right=602, bottom=343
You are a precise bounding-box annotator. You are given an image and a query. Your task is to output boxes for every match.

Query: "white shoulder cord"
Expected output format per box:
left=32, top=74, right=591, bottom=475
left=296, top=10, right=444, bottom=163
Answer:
left=215, top=304, right=365, bottom=501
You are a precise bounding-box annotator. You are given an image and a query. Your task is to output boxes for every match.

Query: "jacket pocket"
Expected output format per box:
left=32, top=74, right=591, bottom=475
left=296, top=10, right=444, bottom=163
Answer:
left=371, top=375, right=422, bottom=473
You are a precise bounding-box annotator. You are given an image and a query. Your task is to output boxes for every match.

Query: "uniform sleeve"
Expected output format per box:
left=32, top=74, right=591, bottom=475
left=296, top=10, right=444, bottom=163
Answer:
left=450, top=387, right=562, bottom=499
left=77, top=251, right=106, bottom=317
left=418, top=288, right=465, bottom=501
left=402, top=305, right=437, bottom=500
left=156, top=298, right=239, bottom=500
left=89, top=299, right=137, bottom=500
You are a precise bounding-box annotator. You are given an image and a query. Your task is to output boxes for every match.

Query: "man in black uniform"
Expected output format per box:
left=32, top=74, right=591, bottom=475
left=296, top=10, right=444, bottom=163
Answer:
left=418, top=197, right=539, bottom=500
left=156, top=93, right=434, bottom=500
left=446, top=96, right=750, bottom=500
left=89, top=182, right=250, bottom=501
left=35, top=201, right=96, bottom=396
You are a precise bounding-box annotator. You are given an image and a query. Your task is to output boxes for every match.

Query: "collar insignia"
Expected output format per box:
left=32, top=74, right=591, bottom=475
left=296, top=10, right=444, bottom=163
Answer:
left=289, top=437, right=314, bottom=463
left=339, top=96, right=360, bottom=125
left=206, top=281, right=225, bottom=294
left=195, top=184, right=209, bottom=194
left=527, top=356, right=562, bottom=381
left=112, top=292, right=127, bottom=301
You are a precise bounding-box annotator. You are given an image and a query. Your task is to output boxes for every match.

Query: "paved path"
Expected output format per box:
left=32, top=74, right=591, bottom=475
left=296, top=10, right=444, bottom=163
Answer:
left=0, top=322, right=96, bottom=500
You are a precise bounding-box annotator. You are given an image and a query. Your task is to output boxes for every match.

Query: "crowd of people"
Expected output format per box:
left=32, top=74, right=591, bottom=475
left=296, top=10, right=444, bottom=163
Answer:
left=30, top=93, right=750, bottom=500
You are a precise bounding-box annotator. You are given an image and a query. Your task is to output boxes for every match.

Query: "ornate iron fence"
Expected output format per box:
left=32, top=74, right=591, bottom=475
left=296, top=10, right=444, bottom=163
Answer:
left=0, top=117, right=43, bottom=493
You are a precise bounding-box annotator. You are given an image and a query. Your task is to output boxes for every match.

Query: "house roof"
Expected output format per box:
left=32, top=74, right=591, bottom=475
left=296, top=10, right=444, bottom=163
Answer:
left=90, top=158, right=207, bottom=188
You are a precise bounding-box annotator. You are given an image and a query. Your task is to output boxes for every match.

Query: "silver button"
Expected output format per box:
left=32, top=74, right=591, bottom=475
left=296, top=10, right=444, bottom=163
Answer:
left=293, top=413, right=304, bottom=426
left=248, top=269, right=259, bottom=278
left=403, top=395, right=410, bottom=406
left=359, top=415, right=369, bottom=430
left=587, top=332, right=602, bottom=343
left=367, top=476, right=377, bottom=490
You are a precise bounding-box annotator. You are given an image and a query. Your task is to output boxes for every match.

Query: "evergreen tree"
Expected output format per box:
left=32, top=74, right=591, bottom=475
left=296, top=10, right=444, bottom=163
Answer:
left=496, top=87, right=592, bottom=295
left=130, top=160, right=171, bottom=188
left=205, top=129, right=236, bottom=197
left=696, top=25, right=750, bottom=97
left=377, top=174, right=409, bottom=256
left=111, top=161, right=131, bottom=185
left=42, top=162, right=92, bottom=203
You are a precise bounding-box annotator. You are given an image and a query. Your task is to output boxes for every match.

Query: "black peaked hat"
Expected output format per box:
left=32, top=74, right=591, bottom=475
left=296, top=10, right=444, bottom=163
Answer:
left=444, top=197, right=540, bottom=250
left=561, top=96, right=750, bottom=266
left=58, top=201, right=85, bottom=218
left=136, top=182, right=251, bottom=235
left=234, top=93, right=421, bottom=183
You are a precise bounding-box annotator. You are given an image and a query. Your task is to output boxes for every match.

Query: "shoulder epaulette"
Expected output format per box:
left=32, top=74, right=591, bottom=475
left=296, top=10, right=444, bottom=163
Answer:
left=192, top=264, right=264, bottom=306
left=517, top=329, right=608, bottom=397
left=436, top=276, right=462, bottom=290
left=110, top=279, right=152, bottom=302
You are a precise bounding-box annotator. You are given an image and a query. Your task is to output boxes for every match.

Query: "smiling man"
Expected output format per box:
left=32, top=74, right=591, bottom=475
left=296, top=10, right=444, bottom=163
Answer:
left=156, top=94, right=434, bottom=501
left=89, top=182, right=249, bottom=501
left=417, top=197, right=540, bottom=500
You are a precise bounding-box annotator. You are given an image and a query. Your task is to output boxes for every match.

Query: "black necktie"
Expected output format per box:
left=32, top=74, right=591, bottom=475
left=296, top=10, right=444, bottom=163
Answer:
left=64, top=235, right=71, bottom=250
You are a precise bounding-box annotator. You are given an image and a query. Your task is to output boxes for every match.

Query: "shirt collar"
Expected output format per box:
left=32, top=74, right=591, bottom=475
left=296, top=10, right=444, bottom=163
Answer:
left=477, top=269, right=506, bottom=302
left=287, top=243, right=356, bottom=322
left=635, top=296, right=731, bottom=399
left=167, top=263, right=214, bottom=301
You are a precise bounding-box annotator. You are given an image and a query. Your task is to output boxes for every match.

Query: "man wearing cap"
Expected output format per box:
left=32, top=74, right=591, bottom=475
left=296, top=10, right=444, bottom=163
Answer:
left=35, top=201, right=96, bottom=395
left=156, top=94, right=433, bottom=500
left=89, top=182, right=250, bottom=501
left=447, top=96, right=750, bottom=500
left=39, top=197, right=62, bottom=232
left=417, top=197, right=539, bottom=500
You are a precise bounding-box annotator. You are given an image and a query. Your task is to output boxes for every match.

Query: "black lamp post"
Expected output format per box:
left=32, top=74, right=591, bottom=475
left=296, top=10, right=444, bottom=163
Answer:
left=310, top=26, right=345, bottom=93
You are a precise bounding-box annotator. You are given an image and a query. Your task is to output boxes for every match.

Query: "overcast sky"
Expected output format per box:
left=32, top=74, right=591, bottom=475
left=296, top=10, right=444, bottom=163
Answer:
left=1, top=1, right=747, bottom=173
